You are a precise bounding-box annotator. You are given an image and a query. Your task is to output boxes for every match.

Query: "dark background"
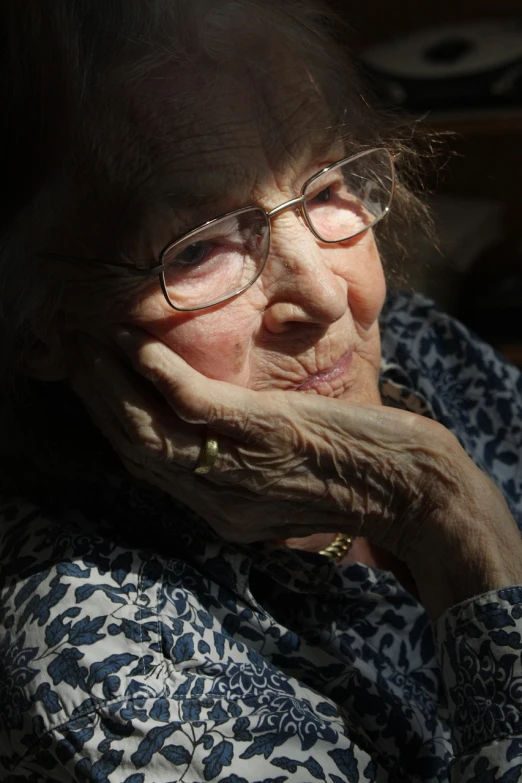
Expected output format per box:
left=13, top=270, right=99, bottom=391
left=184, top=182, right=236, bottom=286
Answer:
left=332, top=0, right=522, bottom=366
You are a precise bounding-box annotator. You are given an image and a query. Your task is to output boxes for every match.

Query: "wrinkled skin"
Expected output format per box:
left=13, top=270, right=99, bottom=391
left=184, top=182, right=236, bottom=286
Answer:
left=68, top=329, right=522, bottom=622
left=48, top=53, right=522, bottom=622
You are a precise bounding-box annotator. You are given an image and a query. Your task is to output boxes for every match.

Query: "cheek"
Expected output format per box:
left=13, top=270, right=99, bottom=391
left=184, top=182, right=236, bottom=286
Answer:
left=335, top=233, right=386, bottom=331
left=128, top=295, right=260, bottom=383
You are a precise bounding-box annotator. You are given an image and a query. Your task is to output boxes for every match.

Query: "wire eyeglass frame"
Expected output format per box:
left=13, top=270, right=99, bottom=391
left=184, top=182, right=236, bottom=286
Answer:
left=41, top=147, right=396, bottom=312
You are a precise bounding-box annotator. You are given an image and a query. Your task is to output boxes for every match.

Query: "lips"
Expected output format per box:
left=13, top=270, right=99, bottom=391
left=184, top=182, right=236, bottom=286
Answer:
left=295, top=350, right=353, bottom=392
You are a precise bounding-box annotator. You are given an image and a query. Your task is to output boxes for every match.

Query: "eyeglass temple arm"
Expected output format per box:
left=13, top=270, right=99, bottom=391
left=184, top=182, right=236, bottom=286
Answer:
left=38, top=147, right=396, bottom=272
left=38, top=252, right=162, bottom=276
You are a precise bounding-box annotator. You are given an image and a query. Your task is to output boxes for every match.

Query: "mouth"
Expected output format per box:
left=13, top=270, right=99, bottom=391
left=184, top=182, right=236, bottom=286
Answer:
left=294, top=350, right=354, bottom=392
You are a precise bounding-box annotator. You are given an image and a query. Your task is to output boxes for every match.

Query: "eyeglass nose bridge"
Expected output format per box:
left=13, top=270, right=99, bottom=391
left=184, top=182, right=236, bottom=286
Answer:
left=266, top=194, right=305, bottom=220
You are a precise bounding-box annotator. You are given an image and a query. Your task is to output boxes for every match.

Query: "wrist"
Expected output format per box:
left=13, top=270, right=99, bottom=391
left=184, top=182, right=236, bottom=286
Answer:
left=390, top=422, right=522, bottom=620
left=409, top=471, right=522, bottom=621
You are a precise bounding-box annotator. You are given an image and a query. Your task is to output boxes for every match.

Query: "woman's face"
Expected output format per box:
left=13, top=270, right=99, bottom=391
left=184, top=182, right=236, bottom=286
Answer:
left=60, top=56, right=387, bottom=406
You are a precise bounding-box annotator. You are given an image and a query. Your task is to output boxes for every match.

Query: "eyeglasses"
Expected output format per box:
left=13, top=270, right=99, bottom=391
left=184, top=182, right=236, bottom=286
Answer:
left=42, top=147, right=395, bottom=312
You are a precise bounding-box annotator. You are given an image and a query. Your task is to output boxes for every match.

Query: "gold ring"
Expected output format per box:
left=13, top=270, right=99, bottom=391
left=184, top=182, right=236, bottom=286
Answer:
left=194, top=435, right=219, bottom=474
left=319, top=533, right=353, bottom=562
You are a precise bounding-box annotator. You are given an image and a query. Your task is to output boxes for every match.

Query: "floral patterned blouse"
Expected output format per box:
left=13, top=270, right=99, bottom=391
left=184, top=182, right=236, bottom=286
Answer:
left=1, top=292, right=522, bottom=783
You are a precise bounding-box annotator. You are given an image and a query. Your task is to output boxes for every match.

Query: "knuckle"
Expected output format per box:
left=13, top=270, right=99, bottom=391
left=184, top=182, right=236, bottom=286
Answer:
left=133, top=353, right=165, bottom=385
left=119, top=403, right=163, bottom=453
left=133, top=426, right=166, bottom=456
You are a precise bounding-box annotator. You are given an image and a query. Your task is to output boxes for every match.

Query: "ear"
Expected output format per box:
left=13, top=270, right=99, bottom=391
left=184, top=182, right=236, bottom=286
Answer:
left=23, top=328, right=67, bottom=381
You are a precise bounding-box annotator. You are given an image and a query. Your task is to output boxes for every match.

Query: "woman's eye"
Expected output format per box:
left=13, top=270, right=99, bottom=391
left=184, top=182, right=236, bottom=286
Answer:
left=311, top=186, right=332, bottom=204
left=175, top=241, right=213, bottom=267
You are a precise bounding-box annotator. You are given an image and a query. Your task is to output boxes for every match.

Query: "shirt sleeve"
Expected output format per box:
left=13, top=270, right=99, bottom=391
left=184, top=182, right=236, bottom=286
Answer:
left=434, top=586, right=522, bottom=781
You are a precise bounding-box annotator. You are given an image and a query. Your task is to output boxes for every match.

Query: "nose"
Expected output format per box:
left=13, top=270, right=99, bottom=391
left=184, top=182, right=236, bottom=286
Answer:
left=261, top=211, right=348, bottom=334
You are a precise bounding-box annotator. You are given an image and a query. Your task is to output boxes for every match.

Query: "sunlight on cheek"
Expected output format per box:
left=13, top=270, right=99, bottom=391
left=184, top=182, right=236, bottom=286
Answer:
left=331, top=232, right=386, bottom=332
left=126, top=290, right=259, bottom=383
left=348, top=270, right=386, bottom=330
left=127, top=290, right=177, bottom=325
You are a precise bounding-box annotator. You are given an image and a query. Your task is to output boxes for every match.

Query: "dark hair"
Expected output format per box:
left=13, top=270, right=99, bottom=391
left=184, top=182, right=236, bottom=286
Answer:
left=0, top=0, right=434, bottom=494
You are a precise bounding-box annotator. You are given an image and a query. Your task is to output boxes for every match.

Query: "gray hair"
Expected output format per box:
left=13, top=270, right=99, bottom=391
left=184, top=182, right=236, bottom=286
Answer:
left=0, top=0, right=433, bottom=386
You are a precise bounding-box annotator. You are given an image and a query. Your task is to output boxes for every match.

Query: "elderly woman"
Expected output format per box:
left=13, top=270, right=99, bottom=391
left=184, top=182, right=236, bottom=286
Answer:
left=1, top=1, right=522, bottom=781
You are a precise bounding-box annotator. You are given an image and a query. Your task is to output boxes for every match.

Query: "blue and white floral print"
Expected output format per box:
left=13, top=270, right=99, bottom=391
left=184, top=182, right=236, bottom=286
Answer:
left=0, top=292, right=521, bottom=782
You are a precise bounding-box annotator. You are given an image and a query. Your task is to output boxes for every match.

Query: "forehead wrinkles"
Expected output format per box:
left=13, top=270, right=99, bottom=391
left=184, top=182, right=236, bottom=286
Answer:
left=144, top=59, right=336, bottom=206
left=68, top=52, right=339, bottom=260
left=251, top=60, right=331, bottom=166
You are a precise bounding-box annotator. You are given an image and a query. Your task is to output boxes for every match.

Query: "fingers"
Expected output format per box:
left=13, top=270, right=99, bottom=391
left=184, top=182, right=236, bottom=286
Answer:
left=112, top=326, right=268, bottom=439
left=65, top=328, right=407, bottom=550
left=69, top=333, right=204, bottom=470
left=67, top=331, right=290, bottom=484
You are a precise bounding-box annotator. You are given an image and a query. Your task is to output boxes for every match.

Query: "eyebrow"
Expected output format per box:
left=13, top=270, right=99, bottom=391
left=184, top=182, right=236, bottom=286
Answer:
left=307, top=125, right=347, bottom=160
left=157, top=126, right=346, bottom=217
left=39, top=130, right=349, bottom=272
left=109, top=123, right=348, bottom=270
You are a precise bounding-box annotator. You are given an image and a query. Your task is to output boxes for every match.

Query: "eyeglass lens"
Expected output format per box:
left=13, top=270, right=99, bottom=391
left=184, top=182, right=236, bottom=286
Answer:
left=161, top=148, right=392, bottom=310
left=162, top=209, right=269, bottom=310
left=303, top=148, right=393, bottom=242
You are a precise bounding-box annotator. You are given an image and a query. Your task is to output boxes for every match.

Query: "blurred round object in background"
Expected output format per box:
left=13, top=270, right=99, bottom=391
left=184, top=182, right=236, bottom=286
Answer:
left=361, top=19, right=522, bottom=111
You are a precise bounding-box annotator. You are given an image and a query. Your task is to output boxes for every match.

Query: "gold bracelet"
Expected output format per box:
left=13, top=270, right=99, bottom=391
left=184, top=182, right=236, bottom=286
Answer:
left=318, top=533, right=354, bottom=562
